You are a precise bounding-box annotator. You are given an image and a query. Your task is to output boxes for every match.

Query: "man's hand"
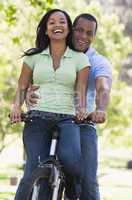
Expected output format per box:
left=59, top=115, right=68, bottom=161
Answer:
left=90, top=76, right=111, bottom=123
left=26, top=85, right=40, bottom=108
left=89, top=110, right=106, bottom=123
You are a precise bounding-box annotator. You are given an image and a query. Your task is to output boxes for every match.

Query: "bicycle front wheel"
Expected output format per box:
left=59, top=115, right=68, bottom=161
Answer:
left=21, top=166, right=51, bottom=200
left=21, top=165, right=64, bottom=200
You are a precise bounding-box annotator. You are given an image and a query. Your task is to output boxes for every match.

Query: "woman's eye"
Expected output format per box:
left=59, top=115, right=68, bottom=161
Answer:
left=49, top=21, right=54, bottom=25
left=48, top=20, right=66, bottom=25
left=60, top=21, right=66, bottom=24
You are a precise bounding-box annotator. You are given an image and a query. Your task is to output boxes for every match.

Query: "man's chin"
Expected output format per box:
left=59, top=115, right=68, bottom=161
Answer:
left=75, top=46, right=88, bottom=52
left=74, top=44, right=89, bottom=52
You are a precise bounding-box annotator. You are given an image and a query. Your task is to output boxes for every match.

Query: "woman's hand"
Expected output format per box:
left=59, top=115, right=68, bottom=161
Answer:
left=10, top=105, right=22, bottom=124
left=76, top=106, right=87, bottom=121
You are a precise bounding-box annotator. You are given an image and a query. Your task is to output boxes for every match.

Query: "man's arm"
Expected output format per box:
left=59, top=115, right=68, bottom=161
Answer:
left=25, top=85, right=40, bottom=109
left=90, top=76, right=112, bottom=123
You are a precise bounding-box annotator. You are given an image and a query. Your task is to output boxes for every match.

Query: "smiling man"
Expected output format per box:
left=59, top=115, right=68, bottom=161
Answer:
left=69, top=13, right=112, bottom=200
left=26, top=13, right=112, bottom=200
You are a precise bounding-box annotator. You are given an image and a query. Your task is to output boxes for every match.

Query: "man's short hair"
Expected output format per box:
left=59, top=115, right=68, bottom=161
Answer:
left=73, top=13, right=98, bottom=33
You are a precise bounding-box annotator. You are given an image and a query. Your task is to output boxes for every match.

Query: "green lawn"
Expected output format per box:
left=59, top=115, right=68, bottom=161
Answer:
left=0, top=163, right=23, bottom=200
left=0, top=192, right=15, bottom=200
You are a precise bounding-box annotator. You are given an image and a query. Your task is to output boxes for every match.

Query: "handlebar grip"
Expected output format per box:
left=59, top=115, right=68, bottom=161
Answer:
left=75, top=115, right=94, bottom=125
left=8, top=112, right=32, bottom=122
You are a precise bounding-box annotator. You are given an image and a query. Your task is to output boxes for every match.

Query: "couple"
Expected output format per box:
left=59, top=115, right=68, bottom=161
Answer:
left=10, top=9, right=112, bottom=200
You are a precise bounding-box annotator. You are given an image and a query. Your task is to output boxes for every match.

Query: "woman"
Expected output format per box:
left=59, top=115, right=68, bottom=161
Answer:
left=10, top=9, right=90, bottom=199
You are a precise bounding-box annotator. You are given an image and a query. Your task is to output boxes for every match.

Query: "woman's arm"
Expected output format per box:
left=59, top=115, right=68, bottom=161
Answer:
left=10, top=63, right=33, bottom=123
left=75, top=66, right=89, bottom=120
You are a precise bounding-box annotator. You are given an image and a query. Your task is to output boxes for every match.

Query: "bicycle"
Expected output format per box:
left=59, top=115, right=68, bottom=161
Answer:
left=12, top=112, right=94, bottom=200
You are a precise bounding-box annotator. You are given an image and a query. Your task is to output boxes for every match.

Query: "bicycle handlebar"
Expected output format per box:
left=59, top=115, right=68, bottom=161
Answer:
left=9, top=112, right=94, bottom=126
left=22, top=112, right=93, bottom=125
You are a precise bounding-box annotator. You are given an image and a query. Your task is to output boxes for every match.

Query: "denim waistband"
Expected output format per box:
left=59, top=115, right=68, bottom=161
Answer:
left=27, top=110, right=75, bottom=120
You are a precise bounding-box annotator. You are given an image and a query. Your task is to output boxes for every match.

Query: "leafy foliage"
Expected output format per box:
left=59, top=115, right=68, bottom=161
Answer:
left=0, top=0, right=132, bottom=152
left=57, top=0, right=132, bottom=143
left=0, top=0, right=53, bottom=152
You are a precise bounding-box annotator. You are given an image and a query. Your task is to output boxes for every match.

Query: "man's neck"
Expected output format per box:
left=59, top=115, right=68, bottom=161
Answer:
left=83, top=47, right=90, bottom=54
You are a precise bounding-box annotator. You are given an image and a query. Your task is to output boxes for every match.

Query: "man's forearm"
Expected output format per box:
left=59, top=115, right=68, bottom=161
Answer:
left=96, top=88, right=110, bottom=111
left=95, top=77, right=112, bottom=112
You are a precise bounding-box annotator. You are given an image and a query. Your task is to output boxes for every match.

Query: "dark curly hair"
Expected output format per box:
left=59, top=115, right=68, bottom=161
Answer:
left=24, top=9, right=75, bottom=56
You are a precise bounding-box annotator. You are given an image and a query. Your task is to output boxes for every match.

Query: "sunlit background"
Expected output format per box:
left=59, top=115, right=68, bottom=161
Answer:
left=0, top=0, right=132, bottom=199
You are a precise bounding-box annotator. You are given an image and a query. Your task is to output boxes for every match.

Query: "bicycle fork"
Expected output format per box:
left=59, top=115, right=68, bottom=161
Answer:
left=50, top=126, right=63, bottom=200
left=32, top=185, right=40, bottom=200
left=51, top=166, right=61, bottom=200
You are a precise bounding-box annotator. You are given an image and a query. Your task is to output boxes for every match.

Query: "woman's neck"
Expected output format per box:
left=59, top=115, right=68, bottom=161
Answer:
left=49, top=41, right=67, bottom=57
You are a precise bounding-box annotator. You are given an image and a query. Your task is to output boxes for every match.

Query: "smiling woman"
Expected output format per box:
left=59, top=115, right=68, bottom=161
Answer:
left=10, top=9, right=90, bottom=200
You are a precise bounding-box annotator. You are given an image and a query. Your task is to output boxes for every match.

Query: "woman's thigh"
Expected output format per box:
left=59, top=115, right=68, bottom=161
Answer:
left=57, top=120, right=81, bottom=175
left=23, top=118, right=51, bottom=178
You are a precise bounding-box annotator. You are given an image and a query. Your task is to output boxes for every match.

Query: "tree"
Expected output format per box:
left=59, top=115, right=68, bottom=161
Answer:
left=56, top=0, right=132, bottom=145
left=0, top=0, right=53, bottom=153
left=1, top=0, right=132, bottom=152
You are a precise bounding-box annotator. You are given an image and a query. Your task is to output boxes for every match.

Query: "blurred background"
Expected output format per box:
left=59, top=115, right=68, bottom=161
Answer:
left=0, top=0, right=132, bottom=199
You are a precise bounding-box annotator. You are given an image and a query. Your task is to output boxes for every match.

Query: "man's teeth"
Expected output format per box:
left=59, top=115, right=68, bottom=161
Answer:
left=78, top=40, right=85, bottom=44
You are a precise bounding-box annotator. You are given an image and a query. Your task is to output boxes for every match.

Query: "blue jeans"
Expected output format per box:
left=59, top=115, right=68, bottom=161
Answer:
left=65, top=125, right=100, bottom=200
left=14, top=111, right=81, bottom=200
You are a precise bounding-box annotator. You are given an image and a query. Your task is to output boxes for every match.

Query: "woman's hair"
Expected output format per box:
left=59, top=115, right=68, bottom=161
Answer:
left=24, top=9, right=75, bottom=56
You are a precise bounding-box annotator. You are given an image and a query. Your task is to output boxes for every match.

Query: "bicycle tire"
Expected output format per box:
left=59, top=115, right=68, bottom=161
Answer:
left=21, top=165, right=64, bottom=200
left=20, top=166, right=51, bottom=200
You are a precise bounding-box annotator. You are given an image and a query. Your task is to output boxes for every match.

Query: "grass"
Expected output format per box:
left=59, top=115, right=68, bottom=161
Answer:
left=0, top=192, right=15, bottom=200
left=0, top=173, right=9, bottom=180
left=98, top=146, right=132, bottom=200
left=0, top=162, right=23, bottom=200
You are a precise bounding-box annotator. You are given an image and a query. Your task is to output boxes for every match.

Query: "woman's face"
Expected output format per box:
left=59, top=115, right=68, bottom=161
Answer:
left=46, top=11, right=69, bottom=41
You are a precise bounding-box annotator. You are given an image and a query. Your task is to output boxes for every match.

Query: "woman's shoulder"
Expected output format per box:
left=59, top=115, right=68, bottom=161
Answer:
left=23, top=51, right=42, bottom=70
left=23, top=51, right=41, bottom=62
left=23, top=48, right=44, bottom=58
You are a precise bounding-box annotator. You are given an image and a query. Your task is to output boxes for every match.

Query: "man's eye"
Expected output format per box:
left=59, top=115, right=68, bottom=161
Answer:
left=75, top=28, right=83, bottom=33
left=87, top=32, right=93, bottom=36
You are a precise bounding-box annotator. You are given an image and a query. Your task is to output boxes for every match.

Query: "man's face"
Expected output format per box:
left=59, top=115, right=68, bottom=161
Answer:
left=72, top=17, right=96, bottom=52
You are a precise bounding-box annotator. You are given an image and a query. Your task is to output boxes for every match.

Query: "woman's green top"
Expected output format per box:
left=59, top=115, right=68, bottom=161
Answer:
left=23, top=47, right=90, bottom=115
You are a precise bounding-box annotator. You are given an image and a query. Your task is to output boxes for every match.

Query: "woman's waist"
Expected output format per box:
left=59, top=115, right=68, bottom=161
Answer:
left=27, top=110, right=75, bottom=120
left=35, top=90, right=75, bottom=108
left=29, top=105, right=75, bottom=115
left=35, top=85, right=74, bottom=97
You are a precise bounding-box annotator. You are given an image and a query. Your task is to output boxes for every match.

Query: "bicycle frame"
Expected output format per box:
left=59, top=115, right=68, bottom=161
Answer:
left=13, top=112, right=94, bottom=200
left=31, top=123, right=65, bottom=200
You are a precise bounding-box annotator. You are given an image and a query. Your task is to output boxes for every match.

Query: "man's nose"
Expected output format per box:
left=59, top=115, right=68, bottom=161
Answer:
left=81, top=31, right=88, bottom=39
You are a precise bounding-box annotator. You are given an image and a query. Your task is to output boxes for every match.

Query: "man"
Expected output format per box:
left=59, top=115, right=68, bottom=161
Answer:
left=26, top=13, right=112, bottom=200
